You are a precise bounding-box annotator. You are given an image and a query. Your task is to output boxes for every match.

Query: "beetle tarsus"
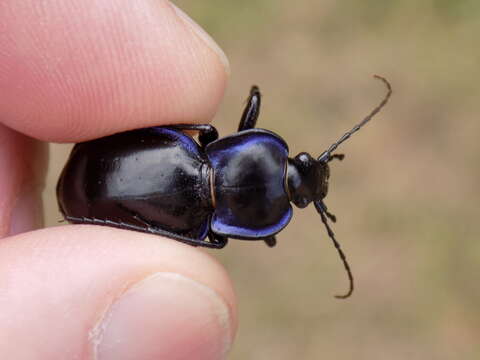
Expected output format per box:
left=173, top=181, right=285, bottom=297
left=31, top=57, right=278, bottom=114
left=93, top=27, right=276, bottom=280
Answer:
left=264, top=236, right=277, bottom=247
left=238, top=85, right=262, bottom=131
left=165, top=124, right=219, bottom=148
left=208, top=233, right=229, bottom=248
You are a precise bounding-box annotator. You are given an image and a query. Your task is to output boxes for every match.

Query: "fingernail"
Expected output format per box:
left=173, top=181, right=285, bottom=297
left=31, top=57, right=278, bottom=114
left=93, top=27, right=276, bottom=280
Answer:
left=9, top=190, right=44, bottom=236
left=169, top=2, right=230, bottom=75
left=91, top=273, right=233, bottom=360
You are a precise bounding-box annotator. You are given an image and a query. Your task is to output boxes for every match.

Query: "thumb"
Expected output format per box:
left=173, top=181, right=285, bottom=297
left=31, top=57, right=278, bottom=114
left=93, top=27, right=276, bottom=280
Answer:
left=0, top=226, right=236, bottom=360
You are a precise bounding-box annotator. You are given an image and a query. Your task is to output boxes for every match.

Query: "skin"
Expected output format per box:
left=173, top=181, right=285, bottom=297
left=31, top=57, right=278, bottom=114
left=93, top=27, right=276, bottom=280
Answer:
left=0, top=1, right=236, bottom=359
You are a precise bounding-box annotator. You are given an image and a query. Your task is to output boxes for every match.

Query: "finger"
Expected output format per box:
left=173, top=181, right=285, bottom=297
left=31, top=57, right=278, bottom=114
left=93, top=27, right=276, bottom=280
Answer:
left=0, top=226, right=237, bottom=360
left=0, top=0, right=229, bottom=142
left=0, top=124, right=47, bottom=237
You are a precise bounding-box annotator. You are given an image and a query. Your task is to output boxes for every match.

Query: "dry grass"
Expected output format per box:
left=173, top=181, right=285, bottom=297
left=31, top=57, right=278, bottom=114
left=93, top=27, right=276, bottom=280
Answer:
left=44, top=1, right=480, bottom=359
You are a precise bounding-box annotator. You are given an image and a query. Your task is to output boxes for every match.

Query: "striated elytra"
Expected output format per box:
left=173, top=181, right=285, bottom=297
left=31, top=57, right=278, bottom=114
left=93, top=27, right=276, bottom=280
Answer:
left=57, top=76, right=392, bottom=298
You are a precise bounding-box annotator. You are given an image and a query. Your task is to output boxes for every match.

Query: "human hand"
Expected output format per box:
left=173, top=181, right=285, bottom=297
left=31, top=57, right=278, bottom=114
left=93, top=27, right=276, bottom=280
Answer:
left=0, top=1, right=236, bottom=359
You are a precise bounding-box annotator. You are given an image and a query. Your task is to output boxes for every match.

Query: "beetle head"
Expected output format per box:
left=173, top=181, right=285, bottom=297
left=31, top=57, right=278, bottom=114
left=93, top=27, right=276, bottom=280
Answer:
left=287, top=152, right=330, bottom=208
left=284, top=76, right=392, bottom=299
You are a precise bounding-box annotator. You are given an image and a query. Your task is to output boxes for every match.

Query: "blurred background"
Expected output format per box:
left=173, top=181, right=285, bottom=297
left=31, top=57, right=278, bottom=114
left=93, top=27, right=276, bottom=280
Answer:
left=43, top=1, right=480, bottom=359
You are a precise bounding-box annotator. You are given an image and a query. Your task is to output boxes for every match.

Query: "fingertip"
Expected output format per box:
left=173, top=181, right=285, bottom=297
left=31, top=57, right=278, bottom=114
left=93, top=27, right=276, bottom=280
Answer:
left=0, top=226, right=237, bottom=359
left=94, top=272, right=233, bottom=360
left=0, top=0, right=229, bottom=142
left=0, top=124, right=47, bottom=238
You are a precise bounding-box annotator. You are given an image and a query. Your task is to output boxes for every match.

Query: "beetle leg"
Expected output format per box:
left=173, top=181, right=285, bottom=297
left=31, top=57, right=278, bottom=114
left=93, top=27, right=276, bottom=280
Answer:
left=208, top=233, right=229, bottom=249
left=238, top=86, right=261, bottom=131
left=64, top=215, right=225, bottom=249
left=263, top=236, right=277, bottom=247
left=165, top=124, right=219, bottom=148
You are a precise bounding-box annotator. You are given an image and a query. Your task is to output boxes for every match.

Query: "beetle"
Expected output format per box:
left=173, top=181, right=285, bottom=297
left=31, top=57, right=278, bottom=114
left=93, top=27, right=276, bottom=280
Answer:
left=57, top=75, right=392, bottom=298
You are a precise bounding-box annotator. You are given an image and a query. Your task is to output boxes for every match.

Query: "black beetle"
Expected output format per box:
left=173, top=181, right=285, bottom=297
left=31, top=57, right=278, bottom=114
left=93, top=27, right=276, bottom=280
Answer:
left=57, top=75, right=392, bottom=298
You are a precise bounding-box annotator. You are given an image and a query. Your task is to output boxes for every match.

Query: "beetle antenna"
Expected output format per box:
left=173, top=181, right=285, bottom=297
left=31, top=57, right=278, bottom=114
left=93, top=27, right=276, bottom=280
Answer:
left=314, top=201, right=354, bottom=299
left=318, top=75, right=392, bottom=162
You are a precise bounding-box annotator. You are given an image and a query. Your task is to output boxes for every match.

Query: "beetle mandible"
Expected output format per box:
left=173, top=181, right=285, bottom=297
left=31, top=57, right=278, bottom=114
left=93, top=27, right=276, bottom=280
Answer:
left=57, top=75, right=392, bottom=298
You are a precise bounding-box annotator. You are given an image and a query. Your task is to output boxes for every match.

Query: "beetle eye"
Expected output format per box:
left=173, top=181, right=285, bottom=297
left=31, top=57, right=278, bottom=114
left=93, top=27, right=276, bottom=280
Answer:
left=295, top=152, right=314, bottom=170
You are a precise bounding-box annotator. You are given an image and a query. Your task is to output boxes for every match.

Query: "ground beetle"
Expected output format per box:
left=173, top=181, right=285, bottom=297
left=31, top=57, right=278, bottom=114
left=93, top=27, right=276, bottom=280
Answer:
left=57, top=75, right=392, bottom=298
